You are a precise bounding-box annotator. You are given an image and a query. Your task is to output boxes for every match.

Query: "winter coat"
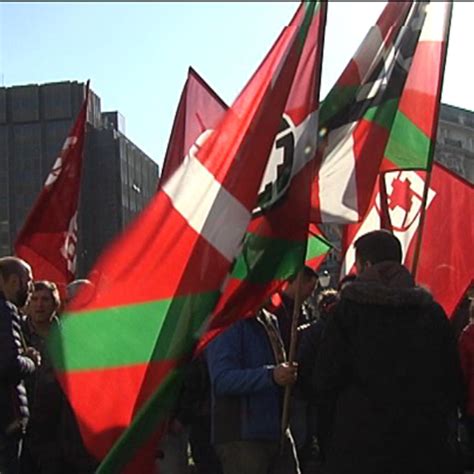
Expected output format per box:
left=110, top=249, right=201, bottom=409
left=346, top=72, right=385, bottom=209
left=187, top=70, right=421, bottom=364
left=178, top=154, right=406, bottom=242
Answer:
left=0, top=293, right=35, bottom=434
left=206, top=316, right=283, bottom=444
left=296, top=317, right=327, bottom=401
left=314, top=262, right=462, bottom=474
left=459, top=322, right=474, bottom=416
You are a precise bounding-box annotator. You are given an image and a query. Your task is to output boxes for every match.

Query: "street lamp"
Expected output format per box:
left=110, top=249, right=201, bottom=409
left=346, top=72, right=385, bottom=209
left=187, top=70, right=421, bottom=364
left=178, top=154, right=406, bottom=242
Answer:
left=319, top=270, right=331, bottom=289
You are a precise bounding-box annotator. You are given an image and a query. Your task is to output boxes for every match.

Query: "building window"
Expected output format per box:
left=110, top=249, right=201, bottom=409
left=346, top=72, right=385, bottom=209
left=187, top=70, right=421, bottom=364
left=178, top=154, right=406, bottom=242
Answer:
left=444, top=137, right=463, bottom=149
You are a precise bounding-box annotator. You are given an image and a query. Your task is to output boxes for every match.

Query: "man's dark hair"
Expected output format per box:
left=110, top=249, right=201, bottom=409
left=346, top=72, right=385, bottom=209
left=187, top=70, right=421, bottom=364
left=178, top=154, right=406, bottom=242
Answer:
left=354, top=230, right=402, bottom=266
left=33, top=280, right=61, bottom=309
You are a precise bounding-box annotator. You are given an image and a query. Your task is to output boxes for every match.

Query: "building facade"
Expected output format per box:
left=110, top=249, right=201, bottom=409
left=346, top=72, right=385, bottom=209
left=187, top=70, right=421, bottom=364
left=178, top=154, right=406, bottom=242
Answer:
left=436, top=103, right=474, bottom=184
left=0, top=81, right=159, bottom=276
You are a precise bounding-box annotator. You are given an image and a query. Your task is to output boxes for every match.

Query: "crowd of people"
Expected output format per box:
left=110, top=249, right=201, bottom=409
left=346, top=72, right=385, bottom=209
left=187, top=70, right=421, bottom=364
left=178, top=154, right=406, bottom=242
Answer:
left=0, top=260, right=97, bottom=473
left=0, top=229, right=473, bottom=474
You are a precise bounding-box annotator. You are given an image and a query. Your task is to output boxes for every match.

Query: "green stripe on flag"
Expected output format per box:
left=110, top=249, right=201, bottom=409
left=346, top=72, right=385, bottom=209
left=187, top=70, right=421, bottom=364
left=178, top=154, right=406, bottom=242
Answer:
left=363, top=98, right=399, bottom=130
left=384, top=111, right=431, bottom=169
left=305, top=234, right=331, bottom=262
left=319, top=85, right=358, bottom=127
left=49, top=291, right=219, bottom=371
left=232, top=232, right=306, bottom=284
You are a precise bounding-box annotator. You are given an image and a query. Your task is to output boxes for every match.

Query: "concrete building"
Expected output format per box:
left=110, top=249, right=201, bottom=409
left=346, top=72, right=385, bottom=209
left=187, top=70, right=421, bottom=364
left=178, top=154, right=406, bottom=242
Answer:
left=0, top=81, right=159, bottom=276
left=436, top=103, right=474, bottom=184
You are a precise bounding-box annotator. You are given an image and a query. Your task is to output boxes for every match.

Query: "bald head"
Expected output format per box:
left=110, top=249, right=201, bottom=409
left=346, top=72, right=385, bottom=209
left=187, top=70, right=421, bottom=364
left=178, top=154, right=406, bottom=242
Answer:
left=0, top=257, right=31, bottom=279
left=0, top=257, right=34, bottom=307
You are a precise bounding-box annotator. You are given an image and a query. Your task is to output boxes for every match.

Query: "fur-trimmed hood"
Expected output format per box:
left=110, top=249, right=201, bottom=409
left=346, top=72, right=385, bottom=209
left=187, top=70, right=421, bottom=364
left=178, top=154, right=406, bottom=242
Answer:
left=341, top=261, right=433, bottom=307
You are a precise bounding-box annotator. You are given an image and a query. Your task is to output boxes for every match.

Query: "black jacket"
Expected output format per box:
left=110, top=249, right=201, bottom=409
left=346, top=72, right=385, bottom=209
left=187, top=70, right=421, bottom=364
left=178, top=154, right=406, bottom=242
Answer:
left=0, top=294, right=35, bottom=434
left=314, top=262, right=463, bottom=474
left=296, top=317, right=327, bottom=401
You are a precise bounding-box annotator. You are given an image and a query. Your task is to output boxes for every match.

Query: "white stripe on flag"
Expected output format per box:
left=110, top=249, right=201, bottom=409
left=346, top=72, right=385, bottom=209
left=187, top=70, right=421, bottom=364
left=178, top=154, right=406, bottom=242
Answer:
left=319, top=123, right=359, bottom=223
left=293, top=111, right=319, bottom=175
left=162, top=140, right=250, bottom=263
left=353, top=26, right=384, bottom=82
left=419, top=3, right=451, bottom=43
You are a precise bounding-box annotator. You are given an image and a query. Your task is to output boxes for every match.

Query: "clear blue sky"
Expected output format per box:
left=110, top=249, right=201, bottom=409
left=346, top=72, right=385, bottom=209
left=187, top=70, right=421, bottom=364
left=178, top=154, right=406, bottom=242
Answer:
left=1, top=2, right=472, bottom=167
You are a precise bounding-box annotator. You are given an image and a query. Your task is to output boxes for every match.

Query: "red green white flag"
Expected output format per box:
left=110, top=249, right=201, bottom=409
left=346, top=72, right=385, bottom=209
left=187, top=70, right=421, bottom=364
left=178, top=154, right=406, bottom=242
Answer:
left=199, top=1, right=328, bottom=347
left=341, top=164, right=474, bottom=318
left=15, top=82, right=89, bottom=286
left=311, top=2, right=451, bottom=223
left=49, top=3, right=325, bottom=472
left=339, top=2, right=461, bottom=315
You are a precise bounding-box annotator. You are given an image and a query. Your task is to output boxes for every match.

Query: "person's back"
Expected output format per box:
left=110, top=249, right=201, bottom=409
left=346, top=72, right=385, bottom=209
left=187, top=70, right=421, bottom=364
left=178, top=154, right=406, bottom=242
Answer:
left=458, top=300, right=474, bottom=464
left=314, top=231, right=462, bottom=474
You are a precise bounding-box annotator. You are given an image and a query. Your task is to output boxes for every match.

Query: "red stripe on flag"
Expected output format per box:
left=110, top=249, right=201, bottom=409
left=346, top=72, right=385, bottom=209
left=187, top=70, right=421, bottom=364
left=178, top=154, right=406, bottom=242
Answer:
left=354, top=119, right=390, bottom=221
left=57, top=359, right=177, bottom=460
left=198, top=277, right=284, bottom=352
left=159, top=68, right=228, bottom=187
left=377, top=3, right=411, bottom=46
left=405, top=164, right=474, bottom=317
left=336, top=60, right=361, bottom=88
left=398, top=42, right=445, bottom=138
left=248, top=162, right=314, bottom=241
left=68, top=192, right=229, bottom=312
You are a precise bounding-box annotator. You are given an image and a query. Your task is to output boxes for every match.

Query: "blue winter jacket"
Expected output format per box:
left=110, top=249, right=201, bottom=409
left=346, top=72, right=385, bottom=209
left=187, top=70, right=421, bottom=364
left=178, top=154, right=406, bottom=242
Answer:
left=206, top=317, right=282, bottom=444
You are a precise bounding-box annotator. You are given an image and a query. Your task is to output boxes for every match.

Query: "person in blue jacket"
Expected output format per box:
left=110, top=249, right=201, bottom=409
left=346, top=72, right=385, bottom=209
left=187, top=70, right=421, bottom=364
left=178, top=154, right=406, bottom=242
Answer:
left=206, top=307, right=300, bottom=474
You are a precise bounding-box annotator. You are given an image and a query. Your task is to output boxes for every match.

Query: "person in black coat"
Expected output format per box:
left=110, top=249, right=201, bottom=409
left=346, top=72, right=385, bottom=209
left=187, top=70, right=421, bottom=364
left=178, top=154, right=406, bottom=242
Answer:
left=314, top=230, right=463, bottom=474
left=0, top=257, right=41, bottom=474
left=297, top=289, right=339, bottom=401
left=295, top=289, right=339, bottom=473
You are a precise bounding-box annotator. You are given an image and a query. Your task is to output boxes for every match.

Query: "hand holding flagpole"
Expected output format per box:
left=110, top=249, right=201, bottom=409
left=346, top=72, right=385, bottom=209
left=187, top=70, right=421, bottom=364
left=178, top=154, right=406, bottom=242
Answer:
left=280, top=270, right=303, bottom=448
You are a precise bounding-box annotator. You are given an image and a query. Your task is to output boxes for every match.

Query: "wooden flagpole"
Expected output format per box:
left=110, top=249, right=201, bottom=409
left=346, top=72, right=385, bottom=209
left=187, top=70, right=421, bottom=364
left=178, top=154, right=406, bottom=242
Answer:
left=280, top=270, right=304, bottom=448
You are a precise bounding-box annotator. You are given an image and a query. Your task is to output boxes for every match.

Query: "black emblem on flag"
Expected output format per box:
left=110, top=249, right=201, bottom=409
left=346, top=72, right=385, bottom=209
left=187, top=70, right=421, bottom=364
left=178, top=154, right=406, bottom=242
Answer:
left=253, top=114, right=296, bottom=217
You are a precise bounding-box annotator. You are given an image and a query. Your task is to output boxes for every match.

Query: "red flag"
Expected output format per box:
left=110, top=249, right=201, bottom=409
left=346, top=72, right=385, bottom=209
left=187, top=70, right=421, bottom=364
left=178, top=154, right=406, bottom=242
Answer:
left=158, top=67, right=227, bottom=186
left=404, top=164, right=474, bottom=316
left=342, top=163, right=474, bottom=317
left=15, top=82, right=89, bottom=286
left=50, top=3, right=324, bottom=472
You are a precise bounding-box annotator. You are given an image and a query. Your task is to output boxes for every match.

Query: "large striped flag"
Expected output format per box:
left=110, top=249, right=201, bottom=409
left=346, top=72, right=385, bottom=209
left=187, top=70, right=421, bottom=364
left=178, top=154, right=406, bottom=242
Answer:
left=341, top=164, right=474, bottom=317
left=15, top=82, right=89, bottom=286
left=164, top=59, right=331, bottom=353
left=312, top=2, right=451, bottom=223
left=199, top=1, right=328, bottom=346
left=49, top=3, right=325, bottom=472
left=340, top=2, right=464, bottom=315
